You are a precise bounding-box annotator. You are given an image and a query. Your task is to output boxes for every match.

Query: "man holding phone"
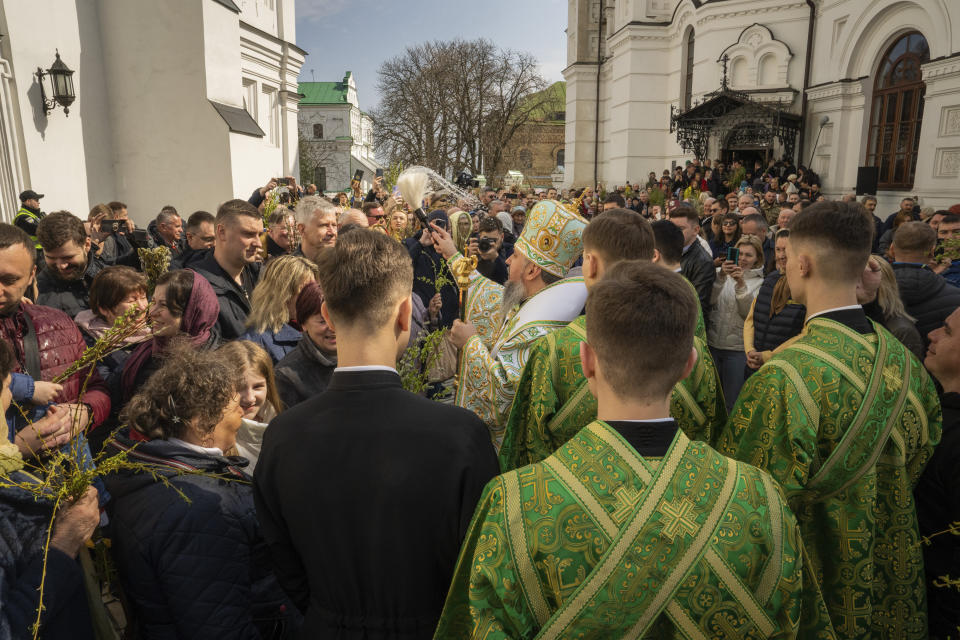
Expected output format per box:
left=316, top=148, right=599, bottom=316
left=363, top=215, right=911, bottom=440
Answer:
left=405, top=210, right=459, bottom=327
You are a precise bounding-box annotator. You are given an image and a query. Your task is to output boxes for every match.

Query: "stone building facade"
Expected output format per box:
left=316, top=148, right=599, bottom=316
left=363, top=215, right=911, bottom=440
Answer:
left=297, top=72, right=380, bottom=195
left=564, top=0, right=960, bottom=210
left=495, top=81, right=566, bottom=189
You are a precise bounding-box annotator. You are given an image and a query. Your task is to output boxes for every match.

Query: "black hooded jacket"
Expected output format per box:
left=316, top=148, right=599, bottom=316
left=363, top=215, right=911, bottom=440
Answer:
left=893, top=262, right=960, bottom=348
left=190, top=251, right=262, bottom=340
left=36, top=251, right=107, bottom=318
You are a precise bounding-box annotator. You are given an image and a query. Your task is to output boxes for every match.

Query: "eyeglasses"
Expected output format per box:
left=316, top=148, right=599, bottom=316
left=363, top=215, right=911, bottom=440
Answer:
left=710, top=207, right=721, bottom=212
left=722, top=221, right=738, bottom=227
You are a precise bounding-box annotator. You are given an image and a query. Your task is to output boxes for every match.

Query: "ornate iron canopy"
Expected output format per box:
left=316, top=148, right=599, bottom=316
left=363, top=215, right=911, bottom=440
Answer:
left=670, top=55, right=801, bottom=162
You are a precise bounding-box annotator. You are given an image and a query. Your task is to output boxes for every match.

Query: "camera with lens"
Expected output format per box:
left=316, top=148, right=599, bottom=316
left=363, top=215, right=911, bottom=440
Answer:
left=477, top=236, right=494, bottom=253
left=455, top=170, right=479, bottom=189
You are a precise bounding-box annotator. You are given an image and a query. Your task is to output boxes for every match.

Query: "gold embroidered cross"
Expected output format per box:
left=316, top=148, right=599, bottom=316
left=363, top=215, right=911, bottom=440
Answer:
left=658, top=496, right=700, bottom=541
left=882, top=364, right=903, bottom=391
left=611, top=483, right=643, bottom=525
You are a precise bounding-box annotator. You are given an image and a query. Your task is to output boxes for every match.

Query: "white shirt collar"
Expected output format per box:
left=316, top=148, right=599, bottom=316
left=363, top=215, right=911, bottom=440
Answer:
left=168, top=437, right=223, bottom=457
left=334, top=365, right=399, bottom=374
left=807, top=304, right=862, bottom=322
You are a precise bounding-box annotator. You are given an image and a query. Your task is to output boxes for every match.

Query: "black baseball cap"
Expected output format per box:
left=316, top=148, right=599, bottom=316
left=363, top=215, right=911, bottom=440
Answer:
left=19, top=190, right=43, bottom=202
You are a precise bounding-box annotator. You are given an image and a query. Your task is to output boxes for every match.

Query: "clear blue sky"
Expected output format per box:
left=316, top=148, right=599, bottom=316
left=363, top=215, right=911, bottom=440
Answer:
left=295, top=0, right=568, bottom=110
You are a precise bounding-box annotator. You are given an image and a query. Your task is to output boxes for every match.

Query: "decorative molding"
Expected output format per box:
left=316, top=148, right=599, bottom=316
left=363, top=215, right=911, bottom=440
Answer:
left=806, top=80, right=865, bottom=102
left=935, top=147, right=960, bottom=178
left=941, top=106, right=960, bottom=137
left=720, top=23, right=792, bottom=90
left=695, top=2, right=808, bottom=27
left=922, top=58, right=960, bottom=82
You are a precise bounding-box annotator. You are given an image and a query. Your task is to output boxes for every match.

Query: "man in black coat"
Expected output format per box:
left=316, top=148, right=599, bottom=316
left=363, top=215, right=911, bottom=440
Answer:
left=916, top=307, right=960, bottom=639
left=890, top=222, right=960, bottom=350
left=669, top=206, right=715, bottom=324
left=35, top=211, right=107, bottom=318
left=190, top=200, right=263, bottom=340
left=405, top=210, right=459, bottom=327
left=254, top=230, right=498, bottom=640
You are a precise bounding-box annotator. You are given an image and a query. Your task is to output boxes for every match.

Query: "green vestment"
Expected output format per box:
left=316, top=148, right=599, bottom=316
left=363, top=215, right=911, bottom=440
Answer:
left=715, top=317, right=942, bottom=640
left=499, top=314, right=726, bottom=472
left=435, top=420, right=837, bottom=639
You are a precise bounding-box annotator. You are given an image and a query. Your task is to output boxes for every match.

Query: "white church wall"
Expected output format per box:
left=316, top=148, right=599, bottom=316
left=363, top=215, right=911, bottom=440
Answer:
left=807, top=0, right=959, bottom=209
left=0, top=0, right=104, bottom=216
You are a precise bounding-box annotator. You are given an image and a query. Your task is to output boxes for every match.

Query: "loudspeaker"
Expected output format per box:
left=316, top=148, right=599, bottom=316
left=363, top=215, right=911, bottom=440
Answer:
left=856, top=167, right=879, bottom=196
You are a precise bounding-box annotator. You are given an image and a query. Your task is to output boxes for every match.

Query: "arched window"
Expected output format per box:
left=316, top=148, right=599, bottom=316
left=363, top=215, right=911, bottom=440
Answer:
left=865, top=32, right=929, bottom=189
left=517, top=149, right=533, bottom=169
left=556, top=148, right=565, bottom=169
left=313, top=123, right=324, bottom=139
left=682, top=28, right=695, bottom=110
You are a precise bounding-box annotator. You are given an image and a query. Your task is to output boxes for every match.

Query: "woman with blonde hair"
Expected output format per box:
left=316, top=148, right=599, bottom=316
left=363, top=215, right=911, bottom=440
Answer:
left=858, top=255, right=924, bottom=359
left=218, top=341, right=283, bottom=470
left=239, top=254, right=319, bottom=363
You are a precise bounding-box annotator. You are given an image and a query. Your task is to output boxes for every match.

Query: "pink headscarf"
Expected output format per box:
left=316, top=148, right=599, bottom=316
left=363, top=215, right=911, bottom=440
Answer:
left=120, top=271, right=219, bottom=402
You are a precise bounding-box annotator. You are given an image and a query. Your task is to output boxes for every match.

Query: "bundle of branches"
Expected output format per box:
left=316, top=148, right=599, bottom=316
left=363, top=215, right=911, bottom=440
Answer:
left=137, top=246, right=170, bottom=295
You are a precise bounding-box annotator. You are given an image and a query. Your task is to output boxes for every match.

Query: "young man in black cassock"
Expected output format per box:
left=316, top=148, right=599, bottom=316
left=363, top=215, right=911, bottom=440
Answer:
left=253, top=229, right=498, bottom=639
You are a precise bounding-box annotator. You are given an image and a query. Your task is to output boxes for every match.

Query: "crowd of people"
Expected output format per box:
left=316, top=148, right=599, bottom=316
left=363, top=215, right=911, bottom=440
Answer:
left=0, top=155, right=959, bottom=640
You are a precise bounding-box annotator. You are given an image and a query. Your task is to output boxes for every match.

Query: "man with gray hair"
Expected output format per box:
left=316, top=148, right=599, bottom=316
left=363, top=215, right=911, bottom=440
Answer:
left=148, top=205, right=185, bottom=257
left=337, top=208, right=368, bottom=230
left=294, top=195, right=338, bottom=262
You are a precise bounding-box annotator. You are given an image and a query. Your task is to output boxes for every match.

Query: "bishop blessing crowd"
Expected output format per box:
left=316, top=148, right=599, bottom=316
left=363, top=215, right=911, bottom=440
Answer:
left=2, top=165, right=960, bottom=640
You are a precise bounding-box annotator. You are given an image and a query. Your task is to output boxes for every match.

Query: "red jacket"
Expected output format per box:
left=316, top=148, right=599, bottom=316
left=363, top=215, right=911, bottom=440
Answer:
left=0, top=303, right=110, bottom=428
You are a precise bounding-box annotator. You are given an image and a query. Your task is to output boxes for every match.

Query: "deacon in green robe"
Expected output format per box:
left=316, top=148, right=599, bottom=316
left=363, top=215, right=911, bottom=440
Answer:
left=500, top=215, right=726, bottom=472
left=715, top=201, right=941, bottom=640
left=436, top=261, right=836, bottom=639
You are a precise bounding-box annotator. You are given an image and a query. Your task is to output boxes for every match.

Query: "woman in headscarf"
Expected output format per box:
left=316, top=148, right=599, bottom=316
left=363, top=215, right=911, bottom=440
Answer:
left=274, top=283, right=337, bottom=409
left=116, top=269, right=220, bottom=409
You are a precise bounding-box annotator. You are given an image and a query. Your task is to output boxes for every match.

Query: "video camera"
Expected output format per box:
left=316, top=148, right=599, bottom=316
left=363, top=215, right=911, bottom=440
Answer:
left=455, top=170, right=479, bottom=189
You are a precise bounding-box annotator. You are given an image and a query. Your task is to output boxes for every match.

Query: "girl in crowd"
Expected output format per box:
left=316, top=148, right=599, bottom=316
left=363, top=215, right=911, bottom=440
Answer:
left=239, top=255, right=319, bottom=363
left=708, top=234, right=766, bottom=410
left=217, top=340, right=283, bottom=471
left=105, top=347, right=298, bottom=638
left=274, top=282, right=337, bottom=408
left=116, top=269, right=219, bottom=407
left=74, top=266, right=151, bottom=381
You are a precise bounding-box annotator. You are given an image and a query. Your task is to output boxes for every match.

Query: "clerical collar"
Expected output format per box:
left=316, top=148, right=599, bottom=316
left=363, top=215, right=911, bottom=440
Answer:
left=334, top=365, right=398, bottom=374
left=806, top=304, right=862, bottom=322
left=606, top=419, right=677, bottom=458
left=807, top=305, right=874, bottom=335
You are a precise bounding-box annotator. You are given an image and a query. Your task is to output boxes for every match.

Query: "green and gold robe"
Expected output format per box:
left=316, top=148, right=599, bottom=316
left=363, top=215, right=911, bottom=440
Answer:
left=498, top=314, right=726, bottom=472
left=715, top=317, right=942, bottom=640
left=451, top=253, right=588, bottom=447
left=435, top=420, right=837, bottom=639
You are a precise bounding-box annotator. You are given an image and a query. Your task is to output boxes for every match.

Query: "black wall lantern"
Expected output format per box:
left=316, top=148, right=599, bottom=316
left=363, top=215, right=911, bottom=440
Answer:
left=35, top=50, right=75, bottom=117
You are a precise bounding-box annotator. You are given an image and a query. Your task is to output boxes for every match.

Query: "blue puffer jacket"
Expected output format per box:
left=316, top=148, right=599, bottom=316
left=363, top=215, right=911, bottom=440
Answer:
left=103, top=437, right=299, bottom=639
left=238, top=324, right=302, bottom=364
